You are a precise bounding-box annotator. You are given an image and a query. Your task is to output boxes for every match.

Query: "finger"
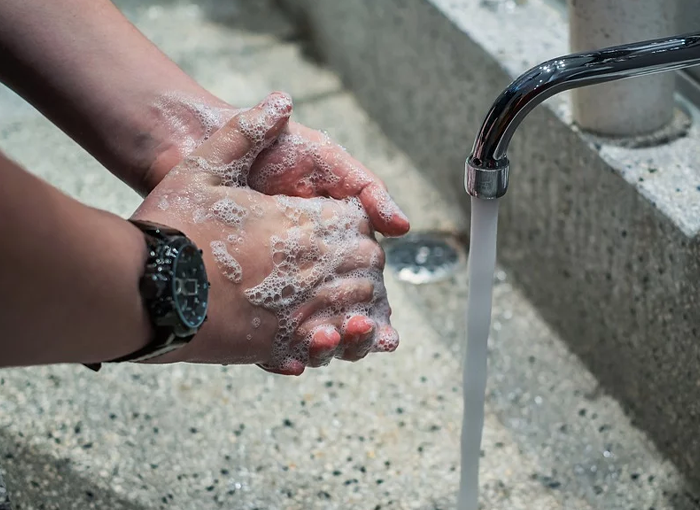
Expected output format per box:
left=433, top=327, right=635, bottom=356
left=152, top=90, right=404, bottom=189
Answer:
left=292, top=278, right=375, bottom=326
left=185, top=92, right=293, bottom=185
left=258, top=359, right=305, bottom=376
left=261, top=324, right=342, bottom=373
left=356, top=181, right=410, bottom=238
left=318, top=200, right=373, bottom=237
left=294, top=312, right=372, bottom=360
left=335, top=238, right=385, bottom=274
left=312, top=140, right=410, bottom=237
left=249, top=130, right=318, bottom=197
left=251, top=123, right=410, bottom=237
left=337, top=315, right=376, bottom=362
left=307, top=325, right=341, bottom=367
left=371, top=324, right=400, bottom=353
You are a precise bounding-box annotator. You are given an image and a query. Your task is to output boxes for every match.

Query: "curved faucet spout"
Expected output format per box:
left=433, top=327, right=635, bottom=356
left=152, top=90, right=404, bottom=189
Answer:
left=466, top=32, right=700, bottom=199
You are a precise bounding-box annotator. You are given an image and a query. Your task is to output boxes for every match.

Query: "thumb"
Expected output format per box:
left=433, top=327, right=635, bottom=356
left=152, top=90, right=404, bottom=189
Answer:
left=185, top=92, right=293, bottom=186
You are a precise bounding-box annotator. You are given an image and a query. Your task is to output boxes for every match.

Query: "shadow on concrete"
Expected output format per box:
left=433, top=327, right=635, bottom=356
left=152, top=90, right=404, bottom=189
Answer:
left=198, top=0, right=327, bottom=66
left=198, top=0, right=299, bottom=40
left=0, top=440, right=147, bottom=510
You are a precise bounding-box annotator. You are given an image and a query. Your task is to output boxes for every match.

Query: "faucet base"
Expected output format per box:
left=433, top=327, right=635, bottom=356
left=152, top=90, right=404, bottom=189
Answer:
left=465, top=157, right=509, bottom=199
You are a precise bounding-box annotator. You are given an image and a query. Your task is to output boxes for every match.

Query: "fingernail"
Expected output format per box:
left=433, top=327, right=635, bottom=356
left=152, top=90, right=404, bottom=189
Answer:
left=388, top=198, right=409, bottom=224
left=372, top=327, right=400, bottom=353
left=238, top=93, right=292, bottom=141
left=262, top=92, right=293, bottom=121
left=395, top=209, right=409, bottom=224
left=360, top=322, right=374, bottom=335
left=377, top=190, right=409, bottom=231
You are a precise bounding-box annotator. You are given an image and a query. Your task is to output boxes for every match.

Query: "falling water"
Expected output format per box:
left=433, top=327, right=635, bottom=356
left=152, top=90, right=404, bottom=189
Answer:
left=458, top=197, right=500, bottom=510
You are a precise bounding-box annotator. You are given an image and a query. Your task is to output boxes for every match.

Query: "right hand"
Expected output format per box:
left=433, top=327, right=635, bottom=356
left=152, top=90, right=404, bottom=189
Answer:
left=143, top=96, right=410, bottom=237
left=133, top=93, right=399, bottom=375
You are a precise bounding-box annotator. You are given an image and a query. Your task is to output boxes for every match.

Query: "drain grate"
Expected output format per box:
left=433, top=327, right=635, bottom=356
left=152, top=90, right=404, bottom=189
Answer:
left=382, top=231, right=466, bottom=284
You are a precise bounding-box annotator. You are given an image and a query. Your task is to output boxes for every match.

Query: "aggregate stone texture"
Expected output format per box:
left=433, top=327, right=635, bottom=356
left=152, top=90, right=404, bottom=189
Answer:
left=0, top=469, right=11, bottom=510
left=0, top=1, right=698, bottom=509
left=279, top=0, right=700, bottom=487
left=569, top=0, right=676, bottom=135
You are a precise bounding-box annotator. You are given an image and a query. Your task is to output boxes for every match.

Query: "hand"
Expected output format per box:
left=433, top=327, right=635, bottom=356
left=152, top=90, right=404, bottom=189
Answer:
left=134, top=93, right=399, bottom=375
left=144, top=93, right=410, bottom=238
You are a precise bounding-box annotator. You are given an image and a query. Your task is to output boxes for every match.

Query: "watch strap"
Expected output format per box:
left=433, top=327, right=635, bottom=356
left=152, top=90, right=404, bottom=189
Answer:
left=84, top=220, right=203, bottom=372
left=84, top=328, right=192, bottom=372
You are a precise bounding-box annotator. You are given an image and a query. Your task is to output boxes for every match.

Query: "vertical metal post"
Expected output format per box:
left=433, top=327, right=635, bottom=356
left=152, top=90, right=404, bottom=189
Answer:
left=569, top=0, right=677, bottom=136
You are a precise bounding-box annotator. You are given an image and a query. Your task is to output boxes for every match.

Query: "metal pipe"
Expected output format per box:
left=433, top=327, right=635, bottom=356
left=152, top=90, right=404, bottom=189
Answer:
left=465, top=32, right=700, bottom=199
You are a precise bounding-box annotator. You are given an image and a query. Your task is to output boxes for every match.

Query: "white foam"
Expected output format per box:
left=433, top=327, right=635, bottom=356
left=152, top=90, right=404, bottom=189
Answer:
left=157, top=197, right=170, bottom=211
left=210, top=197, right=249, bottom=228
left=242, top=195, right=396, bottom=371
left=150, top=92, right=398, bottom=372
left=192, top=207, right=208, bottom=224
left=151, top=93, right=239, bottom=157
left=210, top=240, right=243, bottom=283
left=178, top=94, right=294, bottom=189
left=249, top=132, right=342, bottom=195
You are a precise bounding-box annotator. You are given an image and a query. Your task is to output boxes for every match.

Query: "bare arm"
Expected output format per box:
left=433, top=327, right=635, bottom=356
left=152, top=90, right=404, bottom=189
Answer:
left=0, top=151, right=152, bottom=367
left=0, top=96, right=400, bottom=373
left=0, top=0, right=224, bottom=195
left=0, top=0, right=410, bottom=236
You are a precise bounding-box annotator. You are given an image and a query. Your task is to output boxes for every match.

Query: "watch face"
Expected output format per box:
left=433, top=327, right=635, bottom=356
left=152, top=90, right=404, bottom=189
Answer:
left=172, top=243, right=209, bottom=329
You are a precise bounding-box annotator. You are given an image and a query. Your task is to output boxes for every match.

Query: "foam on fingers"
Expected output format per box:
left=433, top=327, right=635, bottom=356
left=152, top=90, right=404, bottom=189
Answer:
left=179, top=92, right=293, bottom=187
left=242, top=195, right=395, bottom=371
left=149, top=93, right=399, bottom=372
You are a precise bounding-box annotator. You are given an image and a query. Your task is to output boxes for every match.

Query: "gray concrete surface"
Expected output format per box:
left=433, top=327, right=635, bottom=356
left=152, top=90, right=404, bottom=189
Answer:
left=278, top=0, right=700, bottom=487
left=0, top=0, right=698, bottom=509
left=569, top=0, right=677, bottom=136
left=0, top=470, right=10, bottom=510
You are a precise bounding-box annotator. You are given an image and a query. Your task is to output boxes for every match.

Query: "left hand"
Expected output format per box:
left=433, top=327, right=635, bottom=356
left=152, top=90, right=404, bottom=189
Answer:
left=143, top=94, right=410, bottom=238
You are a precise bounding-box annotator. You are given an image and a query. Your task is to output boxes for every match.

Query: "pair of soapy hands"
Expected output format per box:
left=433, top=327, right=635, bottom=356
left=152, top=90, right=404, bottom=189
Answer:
left=134, top=92, right=410, bottom=375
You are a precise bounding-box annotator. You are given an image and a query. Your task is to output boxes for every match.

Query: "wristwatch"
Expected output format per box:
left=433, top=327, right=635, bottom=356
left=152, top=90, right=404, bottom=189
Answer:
left=85, top=220, right=210, bottom=371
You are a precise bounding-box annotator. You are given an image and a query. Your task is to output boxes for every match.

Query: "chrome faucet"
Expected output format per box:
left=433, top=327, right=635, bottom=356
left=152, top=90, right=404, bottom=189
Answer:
left=465, top=32, right=700, bottom=199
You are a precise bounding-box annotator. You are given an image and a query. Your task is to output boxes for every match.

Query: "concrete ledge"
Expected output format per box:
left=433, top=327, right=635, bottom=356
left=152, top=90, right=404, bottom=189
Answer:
left=279, top=0, right=700, bottom=485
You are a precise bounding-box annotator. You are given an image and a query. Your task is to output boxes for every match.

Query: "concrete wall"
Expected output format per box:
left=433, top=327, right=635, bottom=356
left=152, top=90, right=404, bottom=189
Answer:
left=278, top=0, right=700, bottom=485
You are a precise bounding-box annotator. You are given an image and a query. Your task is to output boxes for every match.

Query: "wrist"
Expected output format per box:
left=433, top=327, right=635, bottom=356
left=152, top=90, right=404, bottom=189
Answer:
left=0, top=0, right=233, bottom=196
left=137, top=92, right=237, bottom=194
left=89, top=218, right=212, bottom=369
left=80, top=212, right=154, bottom=365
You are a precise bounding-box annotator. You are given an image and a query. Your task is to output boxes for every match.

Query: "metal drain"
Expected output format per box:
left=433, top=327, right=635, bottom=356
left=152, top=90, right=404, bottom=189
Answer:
left=382, top=231, right=466, bottom=284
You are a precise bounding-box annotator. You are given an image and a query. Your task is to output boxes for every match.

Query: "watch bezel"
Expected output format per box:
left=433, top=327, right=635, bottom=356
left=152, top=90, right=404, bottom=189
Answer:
left=142, top=232, right=209, bottom=338
left=84, top=220, right=209, bottom=372
left=170, top=239, right=209, bottom=332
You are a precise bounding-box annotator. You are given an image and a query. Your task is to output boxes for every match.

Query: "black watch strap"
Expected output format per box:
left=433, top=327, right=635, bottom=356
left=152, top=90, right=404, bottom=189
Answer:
left=84, top=220, right=207, bottom=372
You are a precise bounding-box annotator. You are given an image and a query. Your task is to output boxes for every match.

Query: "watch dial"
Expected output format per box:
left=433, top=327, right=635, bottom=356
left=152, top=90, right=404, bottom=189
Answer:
left=172, top=243, right=209, bottom=329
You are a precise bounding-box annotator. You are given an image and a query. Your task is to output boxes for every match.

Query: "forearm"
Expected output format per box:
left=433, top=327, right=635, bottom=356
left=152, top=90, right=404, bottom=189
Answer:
left=0, top=151, right=152, bottom=367
left=0, top=0, right=222, bottom=194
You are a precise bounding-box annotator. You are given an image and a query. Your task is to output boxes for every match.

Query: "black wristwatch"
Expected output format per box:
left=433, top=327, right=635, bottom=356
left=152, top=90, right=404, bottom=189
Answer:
left=85, top=220, right=210, bottom=371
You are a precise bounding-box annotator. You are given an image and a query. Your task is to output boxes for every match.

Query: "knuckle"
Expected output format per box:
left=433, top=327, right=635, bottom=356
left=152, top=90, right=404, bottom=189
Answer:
left=358, top=279, right=375, bottom=302
left=359, top=239, right=385, bottom=269
left=358, top=217, right=373, bottom=236
left=371, top=242, right=386, bottom=269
